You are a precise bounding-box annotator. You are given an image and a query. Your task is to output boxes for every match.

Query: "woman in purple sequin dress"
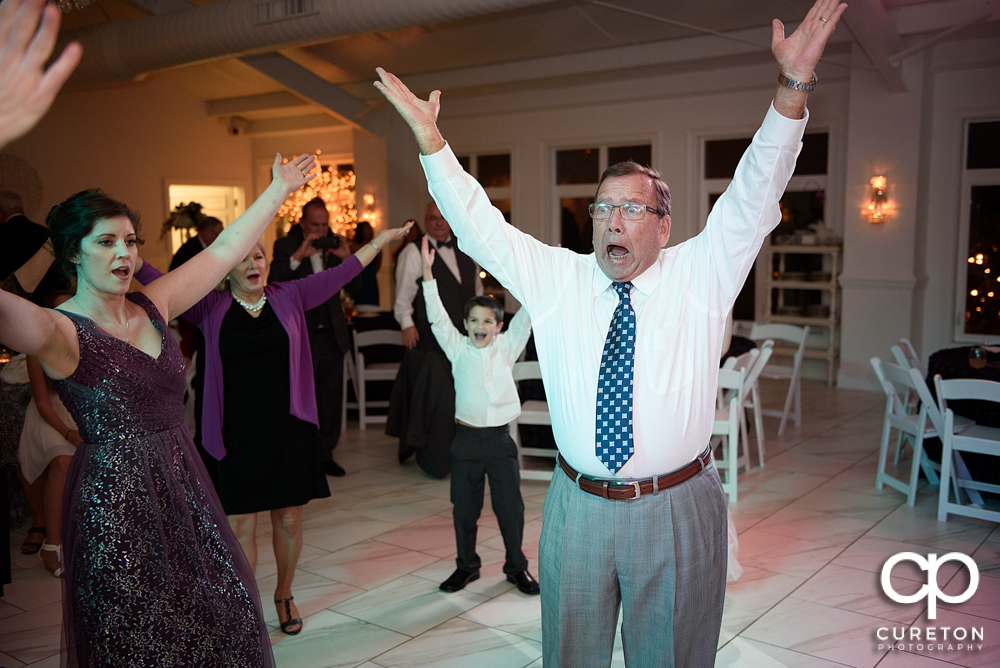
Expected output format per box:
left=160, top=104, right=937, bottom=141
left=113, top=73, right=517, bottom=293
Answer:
left=0, top=153, right=316, bottom=667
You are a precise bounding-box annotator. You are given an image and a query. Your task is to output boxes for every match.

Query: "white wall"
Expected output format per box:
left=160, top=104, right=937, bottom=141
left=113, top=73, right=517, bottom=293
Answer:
left=2, top=76, right=253, bottom=273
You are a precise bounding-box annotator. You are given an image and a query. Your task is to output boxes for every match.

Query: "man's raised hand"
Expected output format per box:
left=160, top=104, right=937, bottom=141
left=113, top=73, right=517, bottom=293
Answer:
left=374, top=67, right=446, bottom=156
left=772, top=0, right=847, bottom=82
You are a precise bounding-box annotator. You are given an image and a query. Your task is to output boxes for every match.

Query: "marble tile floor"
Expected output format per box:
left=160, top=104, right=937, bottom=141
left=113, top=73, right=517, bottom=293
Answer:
left=3, top=379, right=999, bottom=667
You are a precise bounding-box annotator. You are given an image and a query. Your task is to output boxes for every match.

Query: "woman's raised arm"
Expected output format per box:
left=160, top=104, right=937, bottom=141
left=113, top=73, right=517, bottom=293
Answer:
left=142, top=153, right=316, bottom=321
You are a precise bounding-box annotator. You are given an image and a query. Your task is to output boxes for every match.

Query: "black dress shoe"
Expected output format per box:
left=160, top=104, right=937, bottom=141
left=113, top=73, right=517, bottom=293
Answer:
left=439, top=568, right=480, bottom=592
left=507, top=570, right=540, bottom=595
left=324, top=460, right=346, bottom=477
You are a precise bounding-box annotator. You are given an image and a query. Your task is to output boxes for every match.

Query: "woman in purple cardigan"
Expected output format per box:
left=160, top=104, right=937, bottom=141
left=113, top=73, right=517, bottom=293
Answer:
left=137, top=222, right=410, bottom=635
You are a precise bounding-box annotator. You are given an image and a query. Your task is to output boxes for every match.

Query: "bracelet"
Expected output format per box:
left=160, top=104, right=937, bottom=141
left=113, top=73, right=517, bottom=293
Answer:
left=370, top=240, right=382, bottom=253
left=778, top=71, right=817, bottom=93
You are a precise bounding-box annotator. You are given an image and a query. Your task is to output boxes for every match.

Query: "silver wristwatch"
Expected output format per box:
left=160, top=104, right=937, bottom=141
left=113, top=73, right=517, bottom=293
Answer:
left=778, top=71, right=817, bottom=93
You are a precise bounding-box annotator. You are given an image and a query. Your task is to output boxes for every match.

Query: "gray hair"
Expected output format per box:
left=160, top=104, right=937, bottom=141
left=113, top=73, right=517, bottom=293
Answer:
left=595, top=161, right=671, bottom=218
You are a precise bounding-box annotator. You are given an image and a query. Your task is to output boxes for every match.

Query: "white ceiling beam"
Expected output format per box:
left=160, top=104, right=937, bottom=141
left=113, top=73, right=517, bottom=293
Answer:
left=246, top=114, right=346, bottom=137
left=340, top=24, right=853, bottom=99
left=841, top=0, right=907, bottom=92
left=240, top=53, right=381, bottom=135
left=204, top=91, right=312, bottom=116
left=889, top=0, right=998, bottom=35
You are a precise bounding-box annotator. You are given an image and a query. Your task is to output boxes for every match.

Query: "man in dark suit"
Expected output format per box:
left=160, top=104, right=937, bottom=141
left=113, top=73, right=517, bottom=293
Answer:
left=269, top=197, right=353, bottom=477
left=170, top=216, right=224, bottom=271
left=388, top=202, right=483, bottom=473
left=0, top=191, right=63, bottom=305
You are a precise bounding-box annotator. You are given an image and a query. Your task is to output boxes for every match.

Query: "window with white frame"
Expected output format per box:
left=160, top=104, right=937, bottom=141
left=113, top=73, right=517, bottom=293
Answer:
left=701, top=133, right=829, bottom=321
left=956, top=120, right=1000, bottom=339
left=553, top=143, right=652, bottom=254
left=456, top=151, right=512, bottom=297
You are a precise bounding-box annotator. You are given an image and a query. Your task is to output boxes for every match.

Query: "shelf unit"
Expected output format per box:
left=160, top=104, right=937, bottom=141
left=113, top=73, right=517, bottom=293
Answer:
left=764, top=244, right=842, bottom=385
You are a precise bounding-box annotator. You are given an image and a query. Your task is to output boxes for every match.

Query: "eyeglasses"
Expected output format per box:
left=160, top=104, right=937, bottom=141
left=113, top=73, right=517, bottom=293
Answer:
left=588, top=202, right=661, bottom=222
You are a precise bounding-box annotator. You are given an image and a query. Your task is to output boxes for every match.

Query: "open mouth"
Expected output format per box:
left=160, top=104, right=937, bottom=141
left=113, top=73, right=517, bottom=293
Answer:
left=606, top=244, right=630, bottom=260
left=112, top=267, right=131, bottom=279
left=473, top=332, right=487, bottom=342
left=246, top=272, right=260, bottom=281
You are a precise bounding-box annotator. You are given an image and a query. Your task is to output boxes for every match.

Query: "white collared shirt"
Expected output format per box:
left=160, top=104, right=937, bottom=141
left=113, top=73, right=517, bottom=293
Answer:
left=420, top=103, right=807, bottom=478
left=423, top=280, right=531, bottom=427
left=394, top=237, right=483, bottom=330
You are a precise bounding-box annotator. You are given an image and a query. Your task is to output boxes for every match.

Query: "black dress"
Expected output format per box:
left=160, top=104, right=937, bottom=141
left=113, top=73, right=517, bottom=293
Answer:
left=216, top=300, right=330, bottom=515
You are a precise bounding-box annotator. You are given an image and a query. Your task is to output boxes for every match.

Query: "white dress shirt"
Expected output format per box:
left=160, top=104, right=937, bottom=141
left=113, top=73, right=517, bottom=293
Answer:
left=288, top=251, right=324, bottom=274
left=420, top=103, right=807, bottom=478
left=423, top=280, right=532, bottom=427
left=394, top=237, right=483, bottom=330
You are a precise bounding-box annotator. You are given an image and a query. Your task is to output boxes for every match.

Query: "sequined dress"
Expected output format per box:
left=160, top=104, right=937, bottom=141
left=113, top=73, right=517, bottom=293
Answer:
left=51, top=293, right=274, bottom=667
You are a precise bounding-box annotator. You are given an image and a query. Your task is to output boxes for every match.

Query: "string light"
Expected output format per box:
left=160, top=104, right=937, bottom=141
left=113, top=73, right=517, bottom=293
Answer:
left=279, top=161, right=358, bottom=236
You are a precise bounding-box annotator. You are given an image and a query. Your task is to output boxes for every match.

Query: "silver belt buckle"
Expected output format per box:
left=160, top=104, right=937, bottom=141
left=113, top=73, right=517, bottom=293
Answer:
left=614, top=480, right=641, bottom=499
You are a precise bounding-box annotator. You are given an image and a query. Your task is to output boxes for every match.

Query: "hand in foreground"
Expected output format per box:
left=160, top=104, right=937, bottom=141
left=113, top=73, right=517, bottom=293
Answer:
left=373, top=68, right=445, bottom=155
left=420, top=235, right=435, bottom=282
left=0, top=0, right=83, bottom=150
left=772, top=0, right=847, bottom=82
left=272, top=153, right=317, bottom=194
left=401, top=326, right=419, bottom=349
left=373, top=220, right=415, bottom=251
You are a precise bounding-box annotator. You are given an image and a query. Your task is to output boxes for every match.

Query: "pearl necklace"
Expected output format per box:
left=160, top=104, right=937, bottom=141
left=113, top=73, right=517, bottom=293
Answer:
left=232, top=290, right=267, bottom=312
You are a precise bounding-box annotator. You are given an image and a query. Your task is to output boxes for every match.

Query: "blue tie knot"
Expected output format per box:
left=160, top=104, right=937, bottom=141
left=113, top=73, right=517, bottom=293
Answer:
left=613, top=281, right=632, bottom=303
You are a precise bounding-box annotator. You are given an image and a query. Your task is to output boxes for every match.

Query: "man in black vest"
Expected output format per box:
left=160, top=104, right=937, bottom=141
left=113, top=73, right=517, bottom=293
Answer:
left=393, top=202, right=482, bottom=352
left=390, top=202, right=482, bottom=474
left=269, top=197, right=355, bottom=477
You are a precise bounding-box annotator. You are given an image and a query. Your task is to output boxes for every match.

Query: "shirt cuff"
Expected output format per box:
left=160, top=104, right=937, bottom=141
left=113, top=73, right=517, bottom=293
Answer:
left=289, top=257, right=302, bottom=271
left=419, top=142, right=463, bottom=182
left=760, top=102, right=809, bottom=147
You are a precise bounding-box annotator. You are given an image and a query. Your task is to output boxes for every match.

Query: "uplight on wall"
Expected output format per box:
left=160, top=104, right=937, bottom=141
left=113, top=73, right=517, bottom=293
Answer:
left=865, top=175, right=891, bottom=223
left=360, top=193, right=379, bottom=227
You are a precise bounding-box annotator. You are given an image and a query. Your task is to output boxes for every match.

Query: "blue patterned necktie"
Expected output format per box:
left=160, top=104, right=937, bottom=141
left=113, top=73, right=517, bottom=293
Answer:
left=596, top=281, right=636, bottom=473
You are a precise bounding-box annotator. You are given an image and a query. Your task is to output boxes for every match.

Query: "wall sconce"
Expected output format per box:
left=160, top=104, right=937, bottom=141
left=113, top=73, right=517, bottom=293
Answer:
left=360, top=193, right=378, bottom=226
left=866, top=175, right=890, bottom=223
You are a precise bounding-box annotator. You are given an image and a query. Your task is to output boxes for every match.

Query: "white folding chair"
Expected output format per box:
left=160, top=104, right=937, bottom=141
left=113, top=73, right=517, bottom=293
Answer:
left=712, top=367, right=745, bottom=503
left=348, top=329, right=403, bottom=431
left=897, top=338, right=922, bottom=374
left=933, top=374, right=987, bottom=509
left=890, top=343, right=921, bottom=417
left=340, top=353, right=358, bottom=433
left=509, top=361, right=555, bottom=481
left=730, top=341, right=775, bottom=469
left=871, top=357, right=946, bottom=506
left=934, top=377, right=1000, bottom=523
left=749, top=323, right=810, bottom=435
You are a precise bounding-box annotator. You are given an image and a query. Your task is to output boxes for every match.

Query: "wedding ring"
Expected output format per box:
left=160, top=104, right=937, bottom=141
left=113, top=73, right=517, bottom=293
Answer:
left=819, top=17, right=828, bottom=22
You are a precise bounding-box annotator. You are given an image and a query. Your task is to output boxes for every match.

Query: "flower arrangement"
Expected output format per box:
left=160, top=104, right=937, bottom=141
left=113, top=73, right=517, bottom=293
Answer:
left=161, top=202, right=207, bottom=240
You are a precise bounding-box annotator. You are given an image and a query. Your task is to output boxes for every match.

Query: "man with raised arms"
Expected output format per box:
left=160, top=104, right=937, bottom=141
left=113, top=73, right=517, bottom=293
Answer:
left=375, top=1, right=846, bottom=664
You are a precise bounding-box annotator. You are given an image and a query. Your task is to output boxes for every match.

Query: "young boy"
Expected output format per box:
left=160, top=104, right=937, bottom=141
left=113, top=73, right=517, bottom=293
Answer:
left=420, top=236, right=539, bottom=595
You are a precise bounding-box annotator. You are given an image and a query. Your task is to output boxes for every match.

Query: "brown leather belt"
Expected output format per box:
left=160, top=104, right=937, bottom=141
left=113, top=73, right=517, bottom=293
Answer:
left=558, top=448, right=712, bottom=501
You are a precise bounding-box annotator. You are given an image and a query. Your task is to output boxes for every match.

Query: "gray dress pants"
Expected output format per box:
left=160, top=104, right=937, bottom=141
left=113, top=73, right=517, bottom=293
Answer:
left=539, top=458, right=727, bottom=667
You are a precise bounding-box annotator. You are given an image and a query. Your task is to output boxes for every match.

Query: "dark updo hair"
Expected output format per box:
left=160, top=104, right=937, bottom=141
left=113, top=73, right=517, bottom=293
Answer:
left=46, top=189, right=142, bottom=279
left=463, top=295, right=504, bottom=323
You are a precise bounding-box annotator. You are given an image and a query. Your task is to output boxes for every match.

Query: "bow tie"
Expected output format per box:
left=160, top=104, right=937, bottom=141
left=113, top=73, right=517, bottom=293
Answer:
left=436, top=238, right=455, bottom=250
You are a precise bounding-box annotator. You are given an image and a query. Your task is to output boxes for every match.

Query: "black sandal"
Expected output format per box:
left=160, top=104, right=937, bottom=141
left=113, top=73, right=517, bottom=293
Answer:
left=21, top=526, right=45, bottom=555
left=275, top=596, right=302, bottom=635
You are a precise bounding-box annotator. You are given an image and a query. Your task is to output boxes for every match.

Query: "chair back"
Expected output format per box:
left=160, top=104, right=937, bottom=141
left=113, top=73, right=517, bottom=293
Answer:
left=908, top=368, right=947, bottom=436
left=890, top=345, right=911, bottom=370
left=749, top=323, right=810, bottom=366
left=936, top=376, right=1000, bottom=405
left=512, top=360, right=541, bottom=382
left=870, top=357, right=916, bottom=419
left=717, top=367, right=744, bottom=401
left=743, top=340, right=774, bottom=388
left=899, top=338, right=922, bottom=374
left=353, top=329, right=403, bottom=361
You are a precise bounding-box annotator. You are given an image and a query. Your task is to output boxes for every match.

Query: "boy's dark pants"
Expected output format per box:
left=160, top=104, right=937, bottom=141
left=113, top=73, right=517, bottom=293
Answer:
left=450, top=423, right=528, bottom=575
